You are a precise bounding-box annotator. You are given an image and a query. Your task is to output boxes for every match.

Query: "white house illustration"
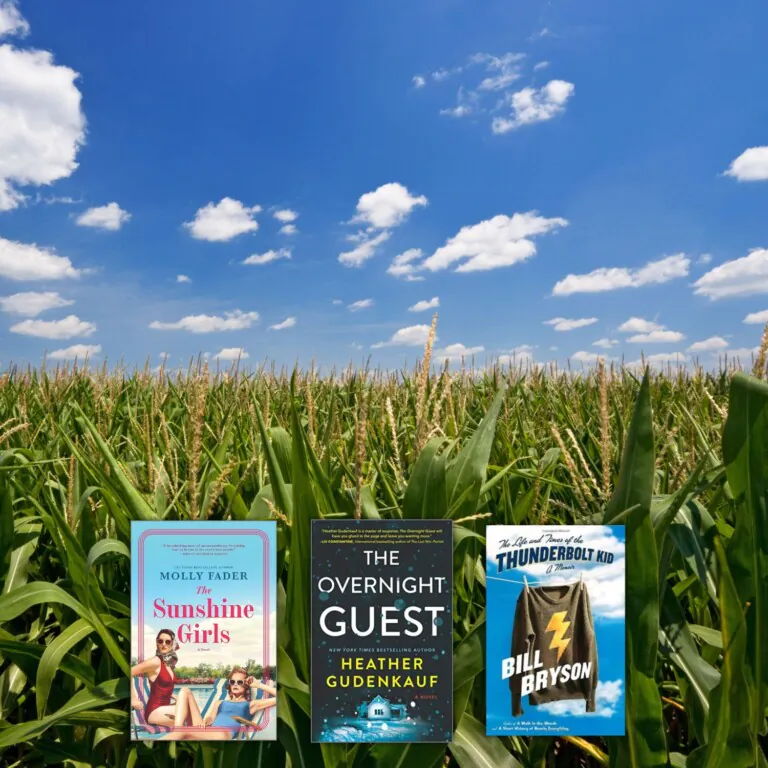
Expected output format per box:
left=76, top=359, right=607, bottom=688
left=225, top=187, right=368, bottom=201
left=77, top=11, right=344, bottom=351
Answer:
left=359, top=695, right=407, bottom=720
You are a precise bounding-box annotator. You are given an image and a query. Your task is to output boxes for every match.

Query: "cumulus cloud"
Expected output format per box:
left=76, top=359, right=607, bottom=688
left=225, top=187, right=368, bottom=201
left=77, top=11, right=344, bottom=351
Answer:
left=75, top=202, right=131, bottom=231
left=497, top=345, right=536, bottom=365
left=243, top=248, right=291, bottom=266
left=723, top=147, right=768, bottom=182
left=149, top=310, right=259, bottom=333
left=618, top=317, right=662, bottom=333
left=184, top=198, right=261, bottom=242
left=372, top=324, right=434, bottom=348
left=387, top=248, right=425, bottom=280
left=351, top=183, right=428, bottom=229
left=593, top=338, right=619, bottom=349
left=412, top=75, right=426, bottom=88
left=0, top=11, right=86, bottom=211
left=214, top=347, right=248, bottom=361
left=688, top=336, right=729, bottom=353
left=0, top=237, right=82, bottom=281
left=0, top=1, right=29, bottom=37
left=744, top=309, right=768, bottom=324
left=553, top=254, right=690, bottom=296
left=279, top=224, right=297, bottom=236
left=544, top=317, right=597, bottom=332
left=11, top=314, right=95, bottom=339
left=339, top=230, right=391, bottom=267
left=0, top=291, right=73, bottom=316
left=48, top=343, right=100, bottom=360
left=409, top=297, right=439, bottom=312
left=269, top=316, right=296, bottom=330
left=537, top=679, right=623, bottom=718
left=571, top=351, right=605, bottom=364
left=492, top=80, right=574, bottom=134
left=433, top=343, right=484, bottom=362
left=348, top=298, right=374, bottom=312
left=693, top=248, right=768, bottom=299
left=627, top=329, right=685, bottom=344
left=176, top=274, right=191, bottom=283
left=627, top=352, right=688, bottom=368
left=273, top=209, right=298, bottom=223
left=422, top=211, right=567, bottom=273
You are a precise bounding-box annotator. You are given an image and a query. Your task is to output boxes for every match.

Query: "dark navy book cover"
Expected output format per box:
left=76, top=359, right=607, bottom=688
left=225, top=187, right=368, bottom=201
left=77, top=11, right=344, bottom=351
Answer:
left=311, top=519, right=453, bottom=743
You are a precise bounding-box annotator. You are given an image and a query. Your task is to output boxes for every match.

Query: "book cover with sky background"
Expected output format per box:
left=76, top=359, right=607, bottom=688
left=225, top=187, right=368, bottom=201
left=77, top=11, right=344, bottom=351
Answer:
left=486, top=525, right=625, bottom=737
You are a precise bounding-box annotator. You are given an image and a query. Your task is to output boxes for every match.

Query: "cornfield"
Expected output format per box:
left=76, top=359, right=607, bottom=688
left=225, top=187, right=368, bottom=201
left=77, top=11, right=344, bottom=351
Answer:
left=0, top=321, right=767, bottom=767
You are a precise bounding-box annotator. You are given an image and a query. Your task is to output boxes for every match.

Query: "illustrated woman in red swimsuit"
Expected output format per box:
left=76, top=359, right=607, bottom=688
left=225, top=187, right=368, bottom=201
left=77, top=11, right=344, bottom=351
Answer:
left=130, top=628, right=203, bottom=728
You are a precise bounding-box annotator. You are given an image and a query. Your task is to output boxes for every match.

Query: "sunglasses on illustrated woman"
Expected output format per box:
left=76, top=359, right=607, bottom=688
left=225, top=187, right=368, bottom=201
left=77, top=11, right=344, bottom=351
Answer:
left=158, top=639, right=173, bottom=646
left=229, top=679, right=246, bottom=686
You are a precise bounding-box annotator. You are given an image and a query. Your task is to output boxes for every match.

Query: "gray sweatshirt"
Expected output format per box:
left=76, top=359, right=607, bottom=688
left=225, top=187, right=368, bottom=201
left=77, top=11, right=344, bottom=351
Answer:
left=509, top=581, right=598, bottom=716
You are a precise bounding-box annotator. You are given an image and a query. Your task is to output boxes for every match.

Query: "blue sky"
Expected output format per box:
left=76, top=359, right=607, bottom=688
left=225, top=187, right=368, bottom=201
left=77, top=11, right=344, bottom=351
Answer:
left=1, top=0, right=767, bottom=371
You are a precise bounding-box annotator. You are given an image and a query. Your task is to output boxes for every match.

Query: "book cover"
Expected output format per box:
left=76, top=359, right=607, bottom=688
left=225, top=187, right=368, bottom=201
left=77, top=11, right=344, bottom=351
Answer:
left=311, top=519, right=453, bottom=743
left=130, top=521, right=277, bottom=741
left=486, top=525, right=626, bottom=737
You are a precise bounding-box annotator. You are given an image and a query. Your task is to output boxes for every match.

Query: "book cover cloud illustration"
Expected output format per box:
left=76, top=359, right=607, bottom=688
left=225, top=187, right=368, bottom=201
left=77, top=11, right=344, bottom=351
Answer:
left=486, top=525, right=626, bottom=736
left=130, top=521, right=277, bottom=741
left=311, top=519, right=453, bottom=743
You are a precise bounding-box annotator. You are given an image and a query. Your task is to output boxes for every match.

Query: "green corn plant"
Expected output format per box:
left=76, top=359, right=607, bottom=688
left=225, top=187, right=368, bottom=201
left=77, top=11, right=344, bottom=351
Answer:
left=0, top=346, right=766, bottom=766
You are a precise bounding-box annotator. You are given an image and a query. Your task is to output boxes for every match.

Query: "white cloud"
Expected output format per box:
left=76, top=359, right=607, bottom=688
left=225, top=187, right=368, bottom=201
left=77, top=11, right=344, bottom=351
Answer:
left=434, top=343, right=484, bottom=362
left=544, top=317, right=597, bottom=332
left=693, top=248, right=768, bottom=299
left=409, top=297, right=439, bottom=312
left=243, top=248, right=291, bottom=266
left=214, top=347, right=249, bottom=361
left=339, top=230, right=391, bottom=267
left=440, top=104, right=472, bottom=118
left=497, top=345, right=536, bottom=365
left=0, top=1, right=29, bottom=38
left=0, top=24, right=85, bottom=211
left=269, top=316, right=296, bottom=330
left=149, top=310, right=259, bottom=333
left=618, top=317, right=662, bottom=333
left=412, top=75, right=426, bottom=88
left=627, top=329, right=685, bottom=344
left=387, top=248, right=424, bottom=280
left=492, top=80, right=575, bottom=134
left=11, top=314, right=95, bottom=339
left=475, top=52, right=525, bottom=91
left=744, top=309, right=768, bottom=324
left=351, top=183, right=428, bottom=229
left=423, top=211, right=567, bottom=273
left=176, top=274, right=191, bottom=283
left=279, top=224, right=297, bottom=236
left=723, top=147, right=768, bottom=182
left=332, top=299, right=343, bottom=305
left=627, top=352, right=688, bottom=367
left=0, top=291, right=73, bottom=316
left=571, top=351, right=604, bottom=364
left=725, top=347, right=758, bottom=360
left=553, top=253, right=690, bottom=296
left=273, top=209, right=298, bottom=223
left=48, top=343, right=100, bottom=360
left=372, top=324, right=433, bottom=348
left=697, top=253, right=712, bottom=265
left=183, top=198, right=261, bottom=242
left=75, top=202, right=131, bottom=231
left=688, top=336, right=729, bottom=353
left=533, top=61, right=550, bottom=71
left=538, top=679, right=623, bottom=719
left=348, top=298, right=374, bottom=312
left=0, top=237, right=81, bottom=280
left=593, top=338, right=619, bottom=349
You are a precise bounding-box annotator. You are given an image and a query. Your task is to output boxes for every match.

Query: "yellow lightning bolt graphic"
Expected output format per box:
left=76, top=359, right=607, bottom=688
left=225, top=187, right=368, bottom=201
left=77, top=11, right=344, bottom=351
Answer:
left=545, top=611, right=571, bottom=663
